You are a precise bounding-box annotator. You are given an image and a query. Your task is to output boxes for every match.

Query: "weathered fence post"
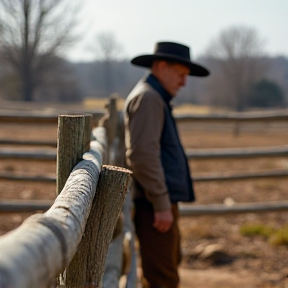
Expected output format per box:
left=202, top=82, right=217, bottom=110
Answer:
left=56, top=114, right=92, bottom=286
left=62, top=165, right=132, bottom=288
left=0, top=125, right=131, bottom=288
left=99, top=96, right=118, bottom=164
left=56, top=110, right=132, bottom=287
left=56, top=114, right=92, bottom=195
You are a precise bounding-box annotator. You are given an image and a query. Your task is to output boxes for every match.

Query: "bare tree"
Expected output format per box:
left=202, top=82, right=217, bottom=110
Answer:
left=205, top=26, right=268, bottom=111
left=0, top=0, right=79, bottom=101
left=91, top=31, right=123, bottom=96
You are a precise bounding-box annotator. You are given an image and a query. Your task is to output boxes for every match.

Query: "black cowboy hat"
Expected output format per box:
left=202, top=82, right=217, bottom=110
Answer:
left=131, top=41, right=210, bottom=77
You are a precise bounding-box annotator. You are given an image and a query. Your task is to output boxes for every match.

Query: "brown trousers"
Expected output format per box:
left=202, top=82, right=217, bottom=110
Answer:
left=134, top=203, right=181, bottom=288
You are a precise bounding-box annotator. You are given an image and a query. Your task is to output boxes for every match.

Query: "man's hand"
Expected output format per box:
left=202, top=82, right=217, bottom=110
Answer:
left=153, top=209, right=174, bottom=233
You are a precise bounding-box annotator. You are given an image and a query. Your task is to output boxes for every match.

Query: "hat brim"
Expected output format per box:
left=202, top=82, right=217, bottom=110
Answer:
left=131, top=53, right=209, bottom=77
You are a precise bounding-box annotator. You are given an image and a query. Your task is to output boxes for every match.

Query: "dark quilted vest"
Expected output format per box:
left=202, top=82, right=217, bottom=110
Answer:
left=146, top=74, right=195, bottom=203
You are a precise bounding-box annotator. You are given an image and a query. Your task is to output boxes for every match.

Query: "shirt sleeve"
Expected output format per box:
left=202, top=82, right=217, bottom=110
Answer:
left=126, top=91, right=171, bottom=212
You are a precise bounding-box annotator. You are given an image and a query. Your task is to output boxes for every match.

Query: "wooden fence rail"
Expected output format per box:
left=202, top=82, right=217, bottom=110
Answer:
left=0, top=103, right=287, bottom=287
left=1, top=145, right=288, bottom=161
left=0, top=172, right=56, bottom=183
left=179, top=201, right=288, bottom=216
left=0, top=113, right=131, bottom=288
left=186, top=145, right=288, bottom=159
left=0, top=199, right=52, bottom=212
left=193, top=169, right=288, bottom=182
left=1, top=169, right=287, bottom=185
left=0, top=139, right=57, bottom=147
left=0, top=110, right=104, bottom=124
left=1, top=198, right=288, bottom=216
left=0, top=149, right=56, bottom=160
left=174, top=110, right=288, bottom=123
left=0, top=107, right=287, bottom=216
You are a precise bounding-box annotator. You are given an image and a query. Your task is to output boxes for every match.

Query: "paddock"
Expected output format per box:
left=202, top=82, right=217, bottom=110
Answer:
left=0, top=99, right=288, bottom=287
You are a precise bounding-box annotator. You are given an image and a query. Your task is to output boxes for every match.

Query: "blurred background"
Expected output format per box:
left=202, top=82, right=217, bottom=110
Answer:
left=0, top=0, right=287, bottom=111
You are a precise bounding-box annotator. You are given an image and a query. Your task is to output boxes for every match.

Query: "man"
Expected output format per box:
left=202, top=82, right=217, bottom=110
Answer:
left=124, top=42, right=209, bottom=288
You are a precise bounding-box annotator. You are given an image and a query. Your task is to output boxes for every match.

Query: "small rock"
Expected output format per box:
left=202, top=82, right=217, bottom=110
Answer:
left=198, top=244, right=225, bottom=259
left=224, top=197, right=236, bottom=206
left=198, top=244, right=234, bottom=265
left=20, top=189, right=35, bottom=199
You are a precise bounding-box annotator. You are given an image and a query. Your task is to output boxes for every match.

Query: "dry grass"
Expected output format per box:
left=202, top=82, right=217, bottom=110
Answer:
left=82, top=98, right=219, bottom=114
left=83, top=97, right=125, bottom=110
left=0, top=103, right=288, bottom=287
left=173, top=104, right=225, bottom=114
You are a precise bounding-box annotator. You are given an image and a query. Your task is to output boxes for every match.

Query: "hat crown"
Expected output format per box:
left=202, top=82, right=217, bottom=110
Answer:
left=154, top=42, right=191, bottom=61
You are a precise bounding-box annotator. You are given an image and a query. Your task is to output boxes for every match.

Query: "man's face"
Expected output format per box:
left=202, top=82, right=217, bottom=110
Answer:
left=158, top=62, right=190, bottom=96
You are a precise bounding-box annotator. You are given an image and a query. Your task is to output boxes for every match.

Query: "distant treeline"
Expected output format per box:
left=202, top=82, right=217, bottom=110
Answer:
left=1, top=55, right=288, bottom=110
left=71, top=55, right=288, bottom=109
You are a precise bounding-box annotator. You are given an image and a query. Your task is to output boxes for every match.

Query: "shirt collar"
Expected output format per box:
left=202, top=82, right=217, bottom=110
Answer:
left=145, top=73, right=173, bottom=104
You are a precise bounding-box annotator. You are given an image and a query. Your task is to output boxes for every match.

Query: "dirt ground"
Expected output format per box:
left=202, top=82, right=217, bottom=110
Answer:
left=0, top=113, right=288, bottom=287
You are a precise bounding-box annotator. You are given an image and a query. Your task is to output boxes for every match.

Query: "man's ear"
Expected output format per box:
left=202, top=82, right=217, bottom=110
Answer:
left=152, top=60, right=168, bottom=79
left=157, top=60, right=168, bottom=70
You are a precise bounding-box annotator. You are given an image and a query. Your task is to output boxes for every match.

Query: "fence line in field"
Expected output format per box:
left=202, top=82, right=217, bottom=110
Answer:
left=0, top=149, right=56, bottom=160
left=0, top=104, right=287, bottom=217
left=179, top=200, right=288, bottom=216
left=1, top=107, right=288, bottom=124
left=186, top=145, right=288, bottom=159
left=1, top=168, right=288, bottom=184
left=0, top=100, right=287, bottom=287
left=174, top=110, right=288, bottom=122
left=0, top=109, right=104, bottom=124
left=0, top=108, right=131, bottom=287
left=0, top=199, right=52, bottom=212
left=1, top=145, right=288, bottom=161
left=2, top=198, right=288, bottom=216
left=0, top=139, right=57, bottom=147
left=175, top=109, right=288, bottom=136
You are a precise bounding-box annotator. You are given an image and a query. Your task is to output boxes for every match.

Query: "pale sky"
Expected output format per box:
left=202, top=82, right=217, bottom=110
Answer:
left=67, top=0, right=288, bottom=62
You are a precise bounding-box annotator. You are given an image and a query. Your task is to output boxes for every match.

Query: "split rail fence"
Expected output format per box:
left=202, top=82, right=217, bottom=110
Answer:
left=0, top=100, right=132, bottom=288
left=0, top=98, right=287, bottom=286
left=0, top=99, right=288, bottom=216
left=0, top=99, right=288, bottom=287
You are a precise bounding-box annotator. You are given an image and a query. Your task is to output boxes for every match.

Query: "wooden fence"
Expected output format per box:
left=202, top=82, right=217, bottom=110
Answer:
left=0, top=106, right=132, bottom=287
left=1, top=103, right=288, bottom=216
